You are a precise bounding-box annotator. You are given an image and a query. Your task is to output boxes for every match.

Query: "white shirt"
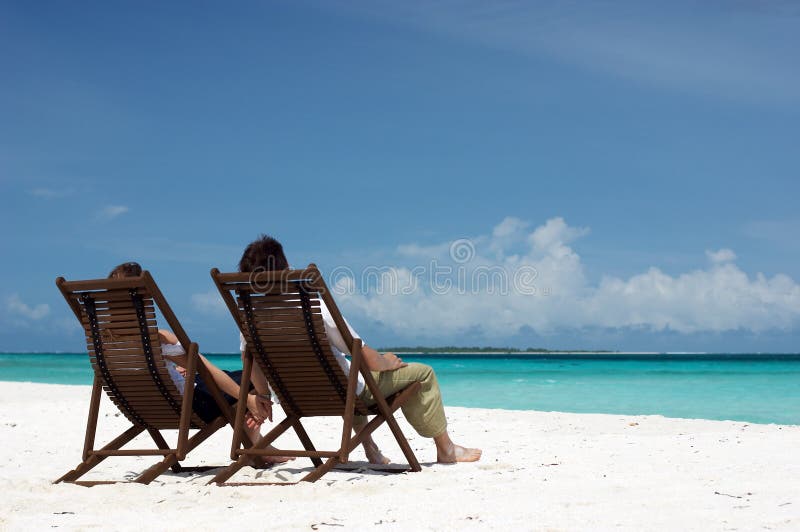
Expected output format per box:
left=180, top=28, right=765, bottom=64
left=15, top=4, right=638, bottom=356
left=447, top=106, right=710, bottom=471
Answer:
left=239, top=299, right=365, bottom=397
left=161, top=342, right=188, bottom=395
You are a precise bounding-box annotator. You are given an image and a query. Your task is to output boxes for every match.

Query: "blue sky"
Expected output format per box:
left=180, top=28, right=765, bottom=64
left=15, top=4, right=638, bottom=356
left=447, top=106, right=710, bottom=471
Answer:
left=1, top=1, right=799, bottom=352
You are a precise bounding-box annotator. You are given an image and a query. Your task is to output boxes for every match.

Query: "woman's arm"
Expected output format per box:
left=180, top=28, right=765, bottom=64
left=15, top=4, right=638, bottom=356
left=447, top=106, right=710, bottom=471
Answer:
left=158, top=330, right=271, bottom=422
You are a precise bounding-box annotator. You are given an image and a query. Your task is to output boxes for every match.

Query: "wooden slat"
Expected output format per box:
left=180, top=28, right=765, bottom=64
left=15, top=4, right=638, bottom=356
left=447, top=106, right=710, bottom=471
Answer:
left=245, top=329, right=322, bottom=340
left=247, top=294, right=305, bottom=304
left=231, top=285, right=305, bottom=296
left=94, top=359, right=171, bottom=369
left=101, top=376, right=176, bottom=386
left=250, top=345, right=336, bottom=354
left=73, top=290, right=153, bottom=303
left=101, top=391, right=179, bottom=400
left=245, top=300, right=322, bottom=316
left=89, top=321, right=159, bottom=332
left=244, top=322, right=321, bottom=334
left=217, top=269, right=317, bottom=284
left=88, top=316, right=157, bottom=326
left=89, top=300, right=155, bottom=311
left=81, top=309, right=156, bottom=325
left=243, top=307, right=316, bottom=317
left=245, top=313, right=321, bottom=323
left=245, top=300, right=316, bottom=310
left=87, top=341, right=163, bottom=351
left=267, top=358, right=343, bottom=371
left=60, top=277, right=152, bottom=291
left=87, top=325, right=158, bottom=336
left=247, top=323, right=318, bottom=334
left=88, top=347, right=164, bottom=357
left=89, top=349, right=167, bottom=359
left=103, top=398, right=180, bottom=408
left=92, top=364, right=170, bottom=374
left=246, top=331, right=320, bottom=344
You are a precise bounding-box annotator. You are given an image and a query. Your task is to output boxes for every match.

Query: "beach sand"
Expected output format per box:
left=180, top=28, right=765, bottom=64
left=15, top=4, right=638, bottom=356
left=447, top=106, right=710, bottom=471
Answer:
left=1, top=382, right=798, bottom=531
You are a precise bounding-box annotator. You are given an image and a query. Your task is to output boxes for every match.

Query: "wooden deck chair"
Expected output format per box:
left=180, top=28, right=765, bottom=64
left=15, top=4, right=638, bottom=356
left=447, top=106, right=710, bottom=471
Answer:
left=209, top=264, right=422, bottom=484
left=54, top=272, right=246, bottom=486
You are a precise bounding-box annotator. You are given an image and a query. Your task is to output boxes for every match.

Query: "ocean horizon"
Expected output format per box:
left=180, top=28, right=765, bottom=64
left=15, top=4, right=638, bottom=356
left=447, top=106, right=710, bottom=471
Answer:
left=2, top=352, right=798, bottom=426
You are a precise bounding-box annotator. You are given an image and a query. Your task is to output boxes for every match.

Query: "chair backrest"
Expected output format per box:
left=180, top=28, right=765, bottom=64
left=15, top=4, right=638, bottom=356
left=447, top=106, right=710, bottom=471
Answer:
left=212, top=265, right=369, bottom=418
left=57, top=273, right=204, bottom=429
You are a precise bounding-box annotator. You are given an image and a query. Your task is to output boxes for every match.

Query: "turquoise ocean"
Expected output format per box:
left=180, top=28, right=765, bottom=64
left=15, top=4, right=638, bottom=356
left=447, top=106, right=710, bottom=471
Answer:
left=2, top=353, right=798, bottom=425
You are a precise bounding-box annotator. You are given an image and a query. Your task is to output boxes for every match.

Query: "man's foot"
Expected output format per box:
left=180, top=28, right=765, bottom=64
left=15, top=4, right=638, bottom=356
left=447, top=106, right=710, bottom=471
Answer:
left=247, top=455, right=294, bottom=468
left=263, top=445, right=294, bottom=464
left=262, top=455, right=294, bottom=464
left=363, top=441, right=391, bottom=465
left=436, top=443, right=482, bottom=463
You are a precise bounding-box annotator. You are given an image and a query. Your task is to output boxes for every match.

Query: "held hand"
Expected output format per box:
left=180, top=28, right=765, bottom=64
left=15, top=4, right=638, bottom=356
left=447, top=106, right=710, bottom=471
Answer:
left=257, top=395, right=273, bottom=423
left=246, top=393, right=273, bottom=423
left=380, top=352, right=408, bottom=371
left=245, top=411, right=262, bottom=430
left=245, top=394, right=263, bottom=426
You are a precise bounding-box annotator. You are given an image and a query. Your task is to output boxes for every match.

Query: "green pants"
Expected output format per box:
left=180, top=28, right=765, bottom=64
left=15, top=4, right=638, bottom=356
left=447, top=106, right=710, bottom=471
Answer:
left=355, top=362, right=447, bottom=438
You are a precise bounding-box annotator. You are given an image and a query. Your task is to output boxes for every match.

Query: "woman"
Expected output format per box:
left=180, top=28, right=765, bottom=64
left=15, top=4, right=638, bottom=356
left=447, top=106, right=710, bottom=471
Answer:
left=108, top=262, right=287, bottom=462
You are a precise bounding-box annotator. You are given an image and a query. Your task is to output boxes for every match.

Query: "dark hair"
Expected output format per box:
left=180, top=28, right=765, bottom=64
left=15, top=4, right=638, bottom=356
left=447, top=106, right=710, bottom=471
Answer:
left=108, top=261, right=142, bottom=279
left=239, top=235, right=289, bottom=272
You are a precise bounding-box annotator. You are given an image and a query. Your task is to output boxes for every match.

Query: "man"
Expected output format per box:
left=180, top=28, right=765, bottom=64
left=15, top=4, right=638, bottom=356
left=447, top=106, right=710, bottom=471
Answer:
left=238, top=235, right=481, bottom=463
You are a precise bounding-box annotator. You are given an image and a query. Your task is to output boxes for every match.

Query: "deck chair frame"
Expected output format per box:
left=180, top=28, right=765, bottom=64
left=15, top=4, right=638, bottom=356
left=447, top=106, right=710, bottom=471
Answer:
left=209, top=264, right=422, bottom=484
left=55, top=272, right=246, bottom=486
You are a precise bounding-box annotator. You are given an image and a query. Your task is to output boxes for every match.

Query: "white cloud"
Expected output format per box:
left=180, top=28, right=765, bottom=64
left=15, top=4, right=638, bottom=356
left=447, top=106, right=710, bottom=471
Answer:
left=99, top=205, right=129, bottom=220
left=528, top=217, right=589, bottom=256
left=5, top=294, right=50, bottom=321
left=492, top=216, right=528, bottom=239
left=328, top=1, right=800, bottom=105
left=191, top=291, right=228, bottom=315
left=29, top=187, right=68, bottom=199
left=706, top=248, right=736, bottom=264
left=334, top=217, right=800, bottom=339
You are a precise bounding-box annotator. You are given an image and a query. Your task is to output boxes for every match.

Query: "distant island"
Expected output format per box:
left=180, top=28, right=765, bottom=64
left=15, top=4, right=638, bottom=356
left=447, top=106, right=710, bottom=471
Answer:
left=376, top=346, right=615, bottom=354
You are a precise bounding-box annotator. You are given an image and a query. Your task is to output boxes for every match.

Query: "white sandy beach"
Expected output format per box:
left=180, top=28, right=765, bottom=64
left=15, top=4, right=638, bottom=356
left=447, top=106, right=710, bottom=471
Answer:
left=1, top=382, right=798, bottom=531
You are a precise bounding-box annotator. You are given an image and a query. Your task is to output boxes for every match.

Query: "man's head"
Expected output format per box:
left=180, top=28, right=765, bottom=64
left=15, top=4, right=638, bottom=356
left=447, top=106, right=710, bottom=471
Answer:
left=239, top=235, right=289, bottom=272
left=108, top=261, right=142, bottom=279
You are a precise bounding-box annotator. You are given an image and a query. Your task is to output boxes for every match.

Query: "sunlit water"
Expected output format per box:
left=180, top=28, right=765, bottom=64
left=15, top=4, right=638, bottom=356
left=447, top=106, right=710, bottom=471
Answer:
left=2, top=353, right=798, bottom=425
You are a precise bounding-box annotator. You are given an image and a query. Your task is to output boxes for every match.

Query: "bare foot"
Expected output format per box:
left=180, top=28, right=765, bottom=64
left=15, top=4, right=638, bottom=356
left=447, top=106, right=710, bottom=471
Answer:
left=363, top=441, right=391, bottom=465
left=262, top=455, right=294, bottom=464
left=437, top=444, right=482, bottom=463
left=247, top=446, right=295, bottom=467
left=248, top=455, right=294, bottom=468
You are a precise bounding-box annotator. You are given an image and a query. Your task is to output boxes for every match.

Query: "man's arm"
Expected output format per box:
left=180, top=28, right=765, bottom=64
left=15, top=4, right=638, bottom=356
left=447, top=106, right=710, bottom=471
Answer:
left=242, top=347, right=270, bottom=396
left=322, top=311, right=407, bottom=372
left=360, top=344, right=407, bottom=372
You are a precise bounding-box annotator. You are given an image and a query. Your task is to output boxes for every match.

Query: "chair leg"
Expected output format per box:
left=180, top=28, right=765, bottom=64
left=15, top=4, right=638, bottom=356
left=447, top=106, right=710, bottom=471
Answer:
left=209, top=454, right=251, bottom=485
left=209, top=417, right=292, bottom=485
left=136, top=418, right=227, bottom=484
left=148, top=429, right=182, bottom=473
left=382, top=413, right=422, bottom=472
left=374, top=384, right=423, bottom=472
left=301, top=457, right=340, bottom=482
left=135, top=454, right=179, bottom=484
left=55, top=425, right=144, bottom=484
left=290, top=418, right=323, bottom=467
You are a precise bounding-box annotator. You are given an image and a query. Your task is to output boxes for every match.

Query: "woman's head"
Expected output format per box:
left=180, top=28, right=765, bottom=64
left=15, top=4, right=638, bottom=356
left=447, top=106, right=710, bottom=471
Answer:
left=108, top=261, right=142, bottom=279
left=239, top=235, right=288, bottom=272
